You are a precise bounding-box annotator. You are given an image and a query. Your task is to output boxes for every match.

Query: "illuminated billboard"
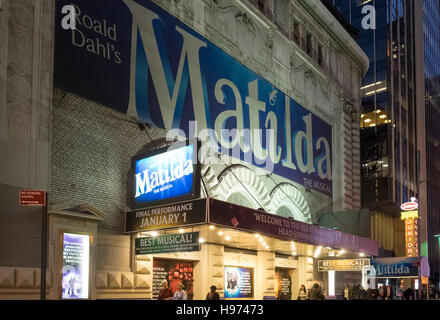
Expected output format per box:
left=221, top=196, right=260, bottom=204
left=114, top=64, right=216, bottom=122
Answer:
left=61, top=233, right=90, bottom=299
left=400, top=199, right=419, bottom=257
left=224, top=266, right=254, bottom=299
left=131, top=140, right=200, bottom=209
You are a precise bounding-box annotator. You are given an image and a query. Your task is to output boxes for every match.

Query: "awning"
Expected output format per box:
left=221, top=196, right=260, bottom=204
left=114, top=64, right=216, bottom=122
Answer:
left=125, top=197, right=379, bottom=256
left=208, top=198, right=378, bottom=256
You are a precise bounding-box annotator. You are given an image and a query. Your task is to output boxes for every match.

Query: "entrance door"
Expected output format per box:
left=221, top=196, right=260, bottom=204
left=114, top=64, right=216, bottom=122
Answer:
left=275, top=268, right=293, bottom=300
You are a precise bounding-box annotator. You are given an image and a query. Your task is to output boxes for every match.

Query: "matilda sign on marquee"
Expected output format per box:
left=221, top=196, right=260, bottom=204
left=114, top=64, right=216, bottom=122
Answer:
left=54, top=0, right=333, bottom=197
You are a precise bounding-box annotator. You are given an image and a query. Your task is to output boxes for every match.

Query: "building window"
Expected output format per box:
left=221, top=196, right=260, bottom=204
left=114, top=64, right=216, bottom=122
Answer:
left=306, top=32, right=313, bottom=57
left=318, top=43, right=323, bottom=66
left=293, top=19, right=301, bottom=46
left=257, top=0, right=265, bottom=14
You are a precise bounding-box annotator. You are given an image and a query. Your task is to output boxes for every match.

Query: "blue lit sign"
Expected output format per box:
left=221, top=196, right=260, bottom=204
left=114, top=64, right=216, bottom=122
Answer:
left=132, top=143, right=199, bottom=208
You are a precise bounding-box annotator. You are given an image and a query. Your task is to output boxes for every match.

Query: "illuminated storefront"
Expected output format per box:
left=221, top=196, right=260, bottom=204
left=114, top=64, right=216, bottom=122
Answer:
left=124, top=141, right=377, bottom=300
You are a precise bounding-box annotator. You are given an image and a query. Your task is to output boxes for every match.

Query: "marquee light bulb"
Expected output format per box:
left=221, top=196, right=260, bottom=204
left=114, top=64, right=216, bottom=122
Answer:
left=179, top=229, right=184, bottom=233
left=224, top=235, right=231, bottom=241
left=209, top=225, right=215, bottom=230
left=218, top=231, right=223, bottom=236
left=199, top=238, right=205, bottom=243
left=151, top=231, right=158, bottom=237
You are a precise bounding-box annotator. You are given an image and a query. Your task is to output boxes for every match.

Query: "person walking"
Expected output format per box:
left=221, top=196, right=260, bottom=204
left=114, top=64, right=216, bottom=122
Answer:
left=308, top=283, right=324, bottom=300
left=349, top=284, right=360, bottom=300
left=298, top=284, right=308, bottom=300
left=358, top=285, right=367, bottom=300
left=404, top=287, right=414, bottom=300
left=172, top=283, right=187, bottom=300
left=206, top=285, right=220, bottom=300
left=385, top=284, right=393, bottom=300
left=367, top=287, right=378, bottom=300
left=378, top=285, right=385, bottom=300
left=158, top=280, right=173, bottom=300
left=343, top=284, right=350, bottom=300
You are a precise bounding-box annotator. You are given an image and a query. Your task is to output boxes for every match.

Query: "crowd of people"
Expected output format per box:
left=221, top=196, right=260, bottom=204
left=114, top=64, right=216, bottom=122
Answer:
left=158, top=279, right=437, bottom=300
left=157, top=280, right=220, bottom=300
left=295, top=283, right=421, bottom=300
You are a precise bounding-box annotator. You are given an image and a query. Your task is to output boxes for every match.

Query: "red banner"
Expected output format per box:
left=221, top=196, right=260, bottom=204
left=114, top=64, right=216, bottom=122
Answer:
left=19, top=190, right=46, bottom=206
left=208, top=198, right=378, bottom=256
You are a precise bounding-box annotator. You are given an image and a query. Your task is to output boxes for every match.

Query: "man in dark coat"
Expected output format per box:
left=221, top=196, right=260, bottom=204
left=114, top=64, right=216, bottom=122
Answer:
left=308, top=283, right=324, bottom=300
left=404, top=287, right=414, bottom=300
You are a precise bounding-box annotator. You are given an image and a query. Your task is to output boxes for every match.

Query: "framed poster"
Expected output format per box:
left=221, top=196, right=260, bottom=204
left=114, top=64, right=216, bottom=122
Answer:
left=61, top=232, right=91, bottom=299
left=224, top=266, right=254, bottom=299
left=275, top=268, right=293, bottom=300
left=153, top=259, right=194, bottom=300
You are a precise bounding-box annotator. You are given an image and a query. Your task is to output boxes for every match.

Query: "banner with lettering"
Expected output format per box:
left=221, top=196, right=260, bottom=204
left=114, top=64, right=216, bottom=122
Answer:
left=208, top=198, right=378, bottom=256
left=125, top=198, right=207, bottom=233
left=54, top=0, right=333, bottom=197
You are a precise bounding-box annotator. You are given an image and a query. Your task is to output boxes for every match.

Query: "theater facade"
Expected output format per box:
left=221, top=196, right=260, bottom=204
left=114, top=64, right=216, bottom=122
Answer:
left=0, top=0, right=375, bottom=299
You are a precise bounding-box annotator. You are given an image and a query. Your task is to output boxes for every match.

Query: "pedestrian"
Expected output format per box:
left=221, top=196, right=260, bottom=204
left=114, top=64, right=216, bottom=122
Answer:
left=378, top=285, right=384, bottom=300
left=298, top=284, right=308, bottom=300
left=358, top=285, right=367, bottom=300
left=366, top=287, right=378, bottom=300
left=404, top=287, right=414, bottom=300
left=206, top=285, right=220, bottom=300
left=385, top=284, right=393, bottom=300
left=319, top=284, right=326, bottom=300
left=343, top=284, right=350, bottom=300
left=308, top=283, right=324, bottom=300
left=158, top=280, right=173, bottom=300
left=172, top=283, right=187, bottom=300
left=349, top=284, right=360, bottom=300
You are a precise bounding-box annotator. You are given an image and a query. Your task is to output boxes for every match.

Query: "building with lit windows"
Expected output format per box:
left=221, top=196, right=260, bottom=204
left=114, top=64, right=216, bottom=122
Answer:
left=423, top=0, right=440, bottom=286
left=331, top=0, right=440, bottom=288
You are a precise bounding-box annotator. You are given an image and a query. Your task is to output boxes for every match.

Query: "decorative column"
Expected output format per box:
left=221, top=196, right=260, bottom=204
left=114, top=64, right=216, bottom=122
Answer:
left=256, top=251, right=275, bottom=299
left=194, top=243, right=224, bottom=300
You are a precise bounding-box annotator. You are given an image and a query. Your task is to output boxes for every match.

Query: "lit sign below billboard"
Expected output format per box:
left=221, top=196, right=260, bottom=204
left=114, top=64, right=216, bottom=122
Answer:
left=135, top=232, right=200, bottom=255
left=61, top=233, right=90, bottom=299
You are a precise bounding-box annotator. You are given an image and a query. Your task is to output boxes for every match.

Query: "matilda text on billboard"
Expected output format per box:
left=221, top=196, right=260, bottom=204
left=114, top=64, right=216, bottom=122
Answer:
left=132, top=142, right=200, bottom=208
left=55, top=0, right=333, bottom=197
